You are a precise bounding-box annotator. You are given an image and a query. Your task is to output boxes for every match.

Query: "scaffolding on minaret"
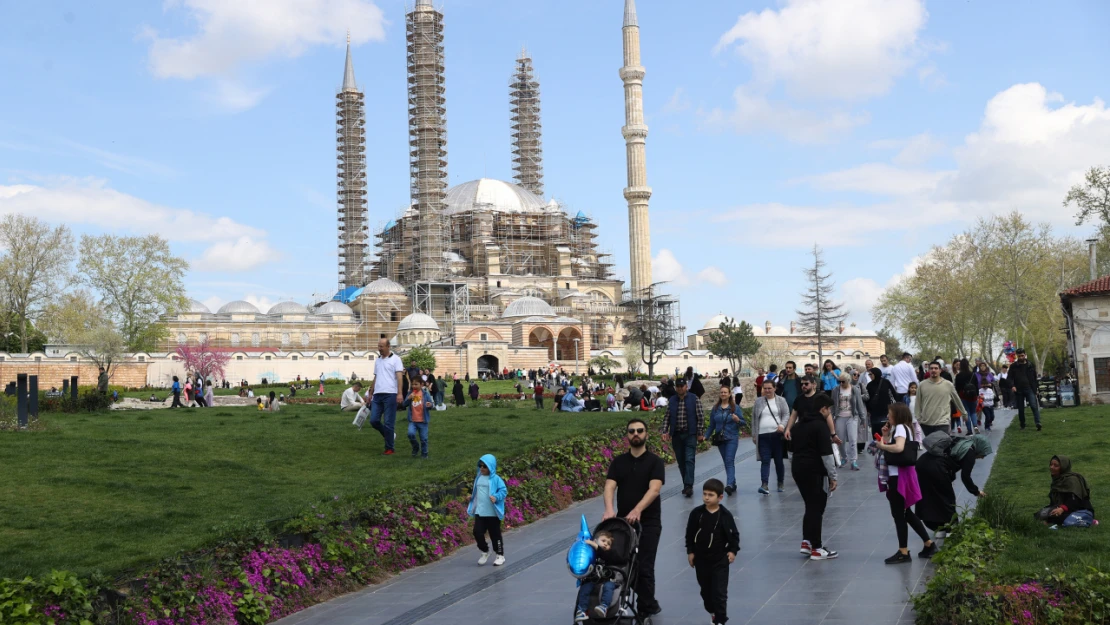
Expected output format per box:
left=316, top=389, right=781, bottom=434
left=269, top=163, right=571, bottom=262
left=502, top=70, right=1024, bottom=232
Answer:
left=510, top=49, right=544, bottom=197
left=336, top=31, right=369, bottom=292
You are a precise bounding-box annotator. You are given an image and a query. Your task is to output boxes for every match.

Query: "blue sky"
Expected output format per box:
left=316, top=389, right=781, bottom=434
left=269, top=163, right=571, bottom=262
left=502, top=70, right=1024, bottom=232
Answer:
left=2, top=0, right=1108, bottom=339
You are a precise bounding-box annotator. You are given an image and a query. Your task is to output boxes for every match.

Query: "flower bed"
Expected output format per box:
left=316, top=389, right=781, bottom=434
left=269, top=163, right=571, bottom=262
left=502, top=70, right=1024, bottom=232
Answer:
left=0, top=414, right=684, bottom=625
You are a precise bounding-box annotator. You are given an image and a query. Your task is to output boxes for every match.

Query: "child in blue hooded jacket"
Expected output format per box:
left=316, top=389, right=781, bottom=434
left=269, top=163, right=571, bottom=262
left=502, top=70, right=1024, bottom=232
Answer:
left=467, top=453, right=508, bottom=566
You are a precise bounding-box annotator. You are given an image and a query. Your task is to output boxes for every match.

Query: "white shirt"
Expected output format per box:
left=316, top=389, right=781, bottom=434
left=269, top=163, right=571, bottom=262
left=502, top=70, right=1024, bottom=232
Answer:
left=373, top=353, right=405, bottom=395
left=887, top=424, right=910, bottom=476
left=879, top=365, right=895, bottom=380
left=341, top=387, right=364, bottom=409
left=247, top=390, right=254, bottom=397
left=890, top=361, right=917, bottom=394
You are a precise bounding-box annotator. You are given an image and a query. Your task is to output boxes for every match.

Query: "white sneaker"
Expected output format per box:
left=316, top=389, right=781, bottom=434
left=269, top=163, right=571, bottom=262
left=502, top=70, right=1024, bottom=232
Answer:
left=493, top=554, right=505, bottom=566
left=799, top=540, right=812, bottom=555
left=810, top=547, right=838, bottom=560
left=478, top=551, right=490, bottom=565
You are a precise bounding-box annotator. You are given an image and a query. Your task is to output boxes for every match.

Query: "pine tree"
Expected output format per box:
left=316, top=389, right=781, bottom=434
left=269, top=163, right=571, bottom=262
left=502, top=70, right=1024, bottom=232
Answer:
left=795, top=245, right=849, bottom=367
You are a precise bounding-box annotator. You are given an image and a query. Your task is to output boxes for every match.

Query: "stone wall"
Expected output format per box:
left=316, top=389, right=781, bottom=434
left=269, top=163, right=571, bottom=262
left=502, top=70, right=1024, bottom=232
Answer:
left=1067, top=295, right=1110, bottom=404
left=0, top=361, right=150, bottom=390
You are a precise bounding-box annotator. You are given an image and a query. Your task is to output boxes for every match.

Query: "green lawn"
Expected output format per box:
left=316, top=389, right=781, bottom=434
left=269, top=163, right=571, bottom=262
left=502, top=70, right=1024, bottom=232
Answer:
left=981, top=405, right=1109, bottom=577
left=1, top=402, right=628, bottom=579
left=108, top=378, right=537, bottom=400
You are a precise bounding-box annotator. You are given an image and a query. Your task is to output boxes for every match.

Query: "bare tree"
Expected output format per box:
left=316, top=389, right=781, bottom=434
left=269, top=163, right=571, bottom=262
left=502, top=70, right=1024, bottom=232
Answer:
left=621, top=284, right=677, bottom=377
left=795, top=245, right=849, bottom=366
left=0, top=215, right=74, bottom=352
left=78, top=325, right=127, bottom=375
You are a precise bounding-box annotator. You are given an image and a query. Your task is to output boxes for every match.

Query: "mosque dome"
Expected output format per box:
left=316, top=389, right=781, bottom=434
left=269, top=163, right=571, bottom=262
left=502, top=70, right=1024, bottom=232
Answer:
left=702, top=313, right=729, bottom=331
left=186, top=299, right=212, bottom=314
left=444, top=178, right=549, bottom=216
left=268, top=301, right=310, bottom=315
left=363, top=277, right=407, bottom=295
left=218, top=300, right=260, bottom=315
left=502, top=296, right=556, bottom=319
left=315, top=301, right=355, bottom=316
left=397, top=312, right=440, bottom=331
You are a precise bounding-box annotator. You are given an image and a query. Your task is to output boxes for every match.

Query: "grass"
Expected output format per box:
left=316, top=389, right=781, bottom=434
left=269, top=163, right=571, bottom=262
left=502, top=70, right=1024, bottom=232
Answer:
left=980, top=405, right=1109, bottom=577
left=108, top=378, right=538, bottom=400
left=0, top=402, right=629, bottom=579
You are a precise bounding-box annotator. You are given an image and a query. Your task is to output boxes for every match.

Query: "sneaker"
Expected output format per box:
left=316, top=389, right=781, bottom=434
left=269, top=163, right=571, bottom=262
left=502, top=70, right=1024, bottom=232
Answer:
left=810, top=547, right=838, bottom=560
left=593, top=605, right=608, bottom=618
left=974, top=427, right=981, bottom=434
left=478, top=551, right=490, bottom=565
left=850, top=461, right=859, bottom=471
left=918, top=542, right=938, bottom=559
left=412, top=450, right=419, bottom=458
left=800, top=540, right=812, bottom=555
left=957, top=426, right=962, bottom=434
left=574, top=610, right=588, bottom=622
left=383, top=450, right=395, bottom=455
left=778, top=484, right=785, bottom=493
left=493, top=554, right=505, bottom=566
left=724, top=485, right=736, bottom=495
left=884, top=551, right=912, bottom=564
left=1037, top=424, right=1042, bottom=431
left=758, top=485, right=770, bottom=495
left=683, top=486, right=693, bottom=498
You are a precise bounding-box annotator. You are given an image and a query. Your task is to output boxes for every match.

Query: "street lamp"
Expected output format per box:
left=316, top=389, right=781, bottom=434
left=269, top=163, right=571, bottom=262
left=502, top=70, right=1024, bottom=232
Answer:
left=573, top=338, right=581, bottom=375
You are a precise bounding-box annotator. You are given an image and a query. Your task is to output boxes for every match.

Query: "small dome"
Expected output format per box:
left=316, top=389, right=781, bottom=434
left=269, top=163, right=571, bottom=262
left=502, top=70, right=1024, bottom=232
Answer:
left=363, top=277, right=407, bottom=295
left=315, top=301, right=355, bottom=316
left=502, top=296, right=556, bottom=319
left=268, top=301, right=310, bottom=315
left=397, top=312, right=440, bottom=331
left=444, top=178, right=548, bottom=216
left=702, top=313, right=729, bottom=330
left=767, top=325, right=791, bottom=336
left=218, top=300, right=260, bottom=315
left=186, top=299, right=211, bottom=314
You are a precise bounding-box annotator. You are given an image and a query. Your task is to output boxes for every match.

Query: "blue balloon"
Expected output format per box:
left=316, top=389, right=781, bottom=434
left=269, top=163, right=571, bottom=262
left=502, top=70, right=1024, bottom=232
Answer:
left=567, top=515, right=596, bottom=579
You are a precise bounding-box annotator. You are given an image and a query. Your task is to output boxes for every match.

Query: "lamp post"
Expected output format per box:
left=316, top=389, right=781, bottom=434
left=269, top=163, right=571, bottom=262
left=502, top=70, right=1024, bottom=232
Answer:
left=573, top=338, right=580, bottom=375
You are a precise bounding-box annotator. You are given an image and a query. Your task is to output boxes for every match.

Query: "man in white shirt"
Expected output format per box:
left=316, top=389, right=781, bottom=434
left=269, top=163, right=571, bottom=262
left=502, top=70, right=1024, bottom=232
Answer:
left=859, top=360, right=875, bottom=385
left=369, top=338, right=406, bottom=455
left=878, top=355, right=895, bottom=380
left=890, top=352, right=918, bottom=402
left=341, top=382, right=365, bottom=412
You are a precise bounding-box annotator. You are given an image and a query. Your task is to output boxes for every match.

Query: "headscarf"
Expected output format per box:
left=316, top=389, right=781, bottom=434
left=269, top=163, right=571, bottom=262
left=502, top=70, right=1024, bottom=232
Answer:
left=1050, top=455, right=1091, bottom=504
left=950, top=434, right=993, bottom=461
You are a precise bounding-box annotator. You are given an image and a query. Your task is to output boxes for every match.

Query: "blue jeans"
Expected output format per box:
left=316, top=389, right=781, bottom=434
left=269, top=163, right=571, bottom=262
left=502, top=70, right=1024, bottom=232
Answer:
left=1015, top=387, right=1041, bottom=426
left=672, top=431, right=698, bottom=488
left=407, top=421, right=428, bottom=457
left=369, top=393, right=398, bottom=451
left=962, top=399, right=978, bottom=429
left=716, top=437, right=738, bottom=489
left=758, top=432, right=785, bottom=486
left=576, top=580, right=617, bottom=613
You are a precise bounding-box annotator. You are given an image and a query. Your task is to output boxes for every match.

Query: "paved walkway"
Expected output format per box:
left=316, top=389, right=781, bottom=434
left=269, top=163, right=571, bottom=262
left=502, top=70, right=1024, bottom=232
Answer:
left=277, top=410, right=1013, bottom=625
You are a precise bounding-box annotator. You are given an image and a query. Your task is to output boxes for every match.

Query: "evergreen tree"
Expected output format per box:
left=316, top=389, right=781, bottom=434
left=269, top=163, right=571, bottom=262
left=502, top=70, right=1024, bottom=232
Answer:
left=795, top=245, right=849, bottom=366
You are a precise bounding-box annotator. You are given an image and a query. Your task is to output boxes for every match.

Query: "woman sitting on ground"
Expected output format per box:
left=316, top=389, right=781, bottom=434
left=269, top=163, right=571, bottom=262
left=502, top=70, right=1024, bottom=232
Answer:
left=916, top=434, right=991, bottom=536
left=1035, top=455, right=1094, bottom=525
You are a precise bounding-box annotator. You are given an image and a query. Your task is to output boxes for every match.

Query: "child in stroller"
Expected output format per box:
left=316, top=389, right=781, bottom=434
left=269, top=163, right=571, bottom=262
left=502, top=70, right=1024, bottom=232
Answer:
left=572, top=518, right=644, bottom=624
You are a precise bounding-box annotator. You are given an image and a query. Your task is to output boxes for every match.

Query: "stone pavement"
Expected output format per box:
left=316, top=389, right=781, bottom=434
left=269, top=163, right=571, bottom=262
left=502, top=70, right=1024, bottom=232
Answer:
left=276, top=410, right=1014, bottom=625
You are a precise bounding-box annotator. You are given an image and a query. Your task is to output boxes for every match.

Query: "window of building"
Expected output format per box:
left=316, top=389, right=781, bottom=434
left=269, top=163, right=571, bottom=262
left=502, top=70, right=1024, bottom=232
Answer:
left=683, top=355, right=689, bottom=360
left=264, top=355, right=271, bottom=361
left=0, top=356, right=4, bottom=362
left=708, top=355, right=714, bottom=360
left=251, top=333, right=260, bottom=347
left=391, top=311, right=399, bottom=321
left=292, top=355, right=298, bottom=361
left=565, top=282, right=570, bottom=289
left=480, top=333, right=488, bottom=341
left=236, top=356, right=243, bottom=361
left=138, top=356, right=145, bottom=362
left=855, top=354, right=862, bottom=360
left=496, top=280, right=502, bottom=288
left=35, top=356, right=41, bottom=362
left=281, top=333, right=290, bottom=346
left=369, top=355, right=375, bottom=360
left=231, top=333, right=240, bottom=347
left=1095, top=357, right=1110, bottom=393
left=301, top=332, right=310, bottom=346
left=318, top=355, right=325, bottom=361
left=380, top=333, right=386, bottom=339
left=70, top=356, right=77, bottom=362
left=176, top=333, right=187, bottom=344
left=343, top=355, right=350, bottom=361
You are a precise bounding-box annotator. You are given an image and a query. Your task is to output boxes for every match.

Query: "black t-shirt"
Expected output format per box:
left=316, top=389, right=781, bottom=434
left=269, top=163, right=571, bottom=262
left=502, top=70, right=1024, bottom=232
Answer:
left=792, top=393, right=821, bottom=421
left=606, top=450, right=666, bottom=526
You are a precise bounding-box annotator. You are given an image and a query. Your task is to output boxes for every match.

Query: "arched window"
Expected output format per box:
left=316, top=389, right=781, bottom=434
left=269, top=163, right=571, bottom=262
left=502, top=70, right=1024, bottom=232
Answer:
left=230, top=333, right=240, bottom=347
left=281, top=333, right=290, bottom=346
left=251, top=333, right=260, bottom=347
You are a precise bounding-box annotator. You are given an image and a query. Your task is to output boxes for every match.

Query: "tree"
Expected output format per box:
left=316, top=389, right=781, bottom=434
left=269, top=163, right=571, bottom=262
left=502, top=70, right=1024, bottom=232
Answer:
left=621, top=286, right=677, bottom=377
left=795, top=245, right=849, bottom=366
left=589, top=355, right=620, bottom=375
left=0, top=215, right=74, bottom=352
left=402, top=345, right=437, bottom=372
left=875, top=328, right=903, bottom=362
left=622, top=338, right=643, bottom=374
left=77, top=325, right=127, bottom=375
left=176, top=336, right=232, bottom=383
left=40, top=290, right=107, bottom=345
left=705, top=317, right=760, bottom=378
left=77, top=234, right=188, bottom=352
left=0, top=312, right=47, bottom=353
left=1064, top=165, right=1110, bottom=226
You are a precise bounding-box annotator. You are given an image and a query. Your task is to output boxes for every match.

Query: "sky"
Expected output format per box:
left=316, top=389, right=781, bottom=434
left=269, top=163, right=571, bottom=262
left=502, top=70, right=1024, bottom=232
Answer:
left=1, top=0, right=1108, bottom=340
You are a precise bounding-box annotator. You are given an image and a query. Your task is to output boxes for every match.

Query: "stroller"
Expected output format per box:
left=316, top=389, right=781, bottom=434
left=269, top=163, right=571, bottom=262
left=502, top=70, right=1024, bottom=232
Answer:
left=573, top=518, right=654, bottom=625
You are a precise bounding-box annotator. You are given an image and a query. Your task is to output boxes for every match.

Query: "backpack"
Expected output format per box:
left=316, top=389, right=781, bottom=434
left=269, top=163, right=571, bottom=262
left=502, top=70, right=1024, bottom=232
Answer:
left=923, top=430, right=955, bottom=457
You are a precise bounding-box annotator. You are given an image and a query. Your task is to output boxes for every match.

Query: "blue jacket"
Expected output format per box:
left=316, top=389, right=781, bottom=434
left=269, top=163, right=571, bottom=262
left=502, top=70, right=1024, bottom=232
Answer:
left=562, top=392, right=584, bottom=412
left=665, top=392, right=703, bottom=434
left=467, top=453, right=508, bottom=520
left=403, top=389, right=435, bottom=424
left=820, top=369, right=841, bottom=392
left=706, top=403, right=744, bottom=441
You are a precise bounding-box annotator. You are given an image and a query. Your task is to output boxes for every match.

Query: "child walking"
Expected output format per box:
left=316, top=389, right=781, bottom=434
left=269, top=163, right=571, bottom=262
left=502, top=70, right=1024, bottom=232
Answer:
left=978, top=379, right=995, bottom=432
left=686, top=478, right=740, bottom=624
left=467, top=454, right=507, bottom=566
left=404, top=376, right=433, bottom=458
left=573, top=530, right=624, bottom=621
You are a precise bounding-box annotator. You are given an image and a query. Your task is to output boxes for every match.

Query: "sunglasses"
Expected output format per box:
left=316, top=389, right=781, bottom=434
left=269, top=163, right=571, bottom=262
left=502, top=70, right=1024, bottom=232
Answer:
left=627, top=427, right=645, bottom=434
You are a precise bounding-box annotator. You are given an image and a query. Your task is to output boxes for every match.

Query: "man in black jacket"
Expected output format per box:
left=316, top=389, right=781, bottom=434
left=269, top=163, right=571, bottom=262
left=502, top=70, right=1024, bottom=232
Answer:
left=1009, top=348, right=1041, bottom=430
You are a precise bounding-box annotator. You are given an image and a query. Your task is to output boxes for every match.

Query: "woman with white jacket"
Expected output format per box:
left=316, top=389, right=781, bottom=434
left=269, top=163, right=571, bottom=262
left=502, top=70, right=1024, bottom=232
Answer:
left=752, top=380, right=791, bottom=494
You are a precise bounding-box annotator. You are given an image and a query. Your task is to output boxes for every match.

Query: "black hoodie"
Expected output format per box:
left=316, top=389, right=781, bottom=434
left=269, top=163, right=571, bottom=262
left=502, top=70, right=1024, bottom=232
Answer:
left=685, top=504, right=740, bottom=562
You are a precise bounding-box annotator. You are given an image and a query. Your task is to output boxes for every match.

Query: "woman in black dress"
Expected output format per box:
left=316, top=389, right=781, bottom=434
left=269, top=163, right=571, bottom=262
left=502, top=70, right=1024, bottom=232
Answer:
left=916, top=434, right=992, bottom=536
left=453, top=379, right=465, bottom=406
left=790, top=392, right=839, bottom=560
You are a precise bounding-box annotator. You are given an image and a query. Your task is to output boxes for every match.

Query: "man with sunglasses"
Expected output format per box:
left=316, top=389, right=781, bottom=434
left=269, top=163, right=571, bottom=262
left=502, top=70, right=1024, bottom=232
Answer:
left=604, top=417, right=665, bottom=618
left=784, top=375, right=842, bottom=447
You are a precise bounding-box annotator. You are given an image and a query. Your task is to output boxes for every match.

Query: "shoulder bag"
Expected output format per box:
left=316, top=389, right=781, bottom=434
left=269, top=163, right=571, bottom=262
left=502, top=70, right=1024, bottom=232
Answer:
left=884, top=426, right=919, bottom=467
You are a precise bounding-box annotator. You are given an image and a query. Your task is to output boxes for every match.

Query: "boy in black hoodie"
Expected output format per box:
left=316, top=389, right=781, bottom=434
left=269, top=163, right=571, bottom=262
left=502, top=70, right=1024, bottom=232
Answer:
left=686, top=478, right=740, bottom=624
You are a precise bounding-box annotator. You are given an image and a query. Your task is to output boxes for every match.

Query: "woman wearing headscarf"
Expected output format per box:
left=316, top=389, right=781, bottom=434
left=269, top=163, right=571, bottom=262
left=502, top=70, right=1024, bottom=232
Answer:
left=866, top=367, right=897, bottom=440
left=916, top=434, right=992, bottom=536
left=1035, top=455, right=1094, bottom=525
left=791, top=393, right=839, bottom=560
left=453, top=379, right=465, bottom=406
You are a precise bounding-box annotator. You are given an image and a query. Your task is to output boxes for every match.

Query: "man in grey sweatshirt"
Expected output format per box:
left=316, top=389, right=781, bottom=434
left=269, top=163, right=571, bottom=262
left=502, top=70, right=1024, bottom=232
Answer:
left=915, top=361, right=966, bottom=436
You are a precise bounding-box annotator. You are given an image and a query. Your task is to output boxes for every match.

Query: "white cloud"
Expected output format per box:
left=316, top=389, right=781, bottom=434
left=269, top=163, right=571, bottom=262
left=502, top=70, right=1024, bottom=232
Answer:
left=798, top=163, right=952, bottom=195
left=703, top=87, right=868, bottom=143
left=0, top=177, right=262, bottom=242
left=696, top=266, right=729, bottom=287
left=716, top=0, right=929, bottom=101
left=144, top=0, right=386, bottom=109
left=652, top=250, right=730, bottom=288
left=201, top=295, right=224, bottom=312
left=193, top=236, right=282, bottom=272
left=841, top=255, right=925, bottom=323
left=243, top=294, right=278, bottom=312
left=891, top=133, right=947, bottom=166
left=662, top=87, right=692, bottom=114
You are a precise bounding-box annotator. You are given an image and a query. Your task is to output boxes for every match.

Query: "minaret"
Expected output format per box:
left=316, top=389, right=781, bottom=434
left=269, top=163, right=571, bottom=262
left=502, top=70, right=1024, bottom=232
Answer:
left=621, top=0, right=652, bottom=298
left=336, top=31, right=368, bottom=291
left=510, top=48, right=544, bottom=196
left=407, top=0, right=448, bottom=283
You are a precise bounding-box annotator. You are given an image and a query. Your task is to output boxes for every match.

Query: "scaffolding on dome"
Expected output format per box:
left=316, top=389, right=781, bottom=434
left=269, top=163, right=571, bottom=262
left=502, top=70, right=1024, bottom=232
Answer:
left=510, top=50, right=544, bottom=197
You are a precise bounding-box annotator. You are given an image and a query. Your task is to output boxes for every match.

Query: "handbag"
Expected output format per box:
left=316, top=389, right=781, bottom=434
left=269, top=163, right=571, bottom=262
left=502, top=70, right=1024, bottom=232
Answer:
left=884, top=426, right=918, bottom=467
